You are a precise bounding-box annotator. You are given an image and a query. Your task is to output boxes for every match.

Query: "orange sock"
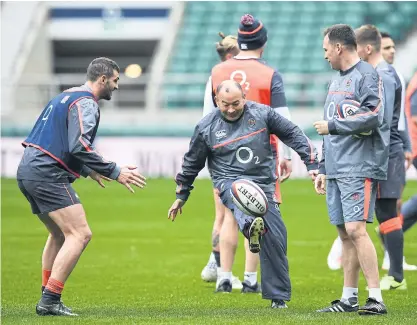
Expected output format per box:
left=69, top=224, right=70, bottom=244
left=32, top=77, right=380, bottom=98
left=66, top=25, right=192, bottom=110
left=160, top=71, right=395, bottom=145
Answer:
left=42, top=269, right=52, bottom=287
left=45, top=278, right=65, bottom=295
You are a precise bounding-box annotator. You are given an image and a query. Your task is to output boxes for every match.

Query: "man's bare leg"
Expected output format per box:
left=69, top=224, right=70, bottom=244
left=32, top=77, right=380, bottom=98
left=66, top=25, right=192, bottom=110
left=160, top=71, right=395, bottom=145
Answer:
left=201, top=190, right=225, bottom=282
left=243, top=238, right=259, bottom=287
left=40, top=205, right=92, bottom=303
left=345, top=221, right=382, bottom=302
left=38, top=213, right=65, bottom=293
left=218, top=208, right=238, bottom=278
left=336, top=225, right=360, bottom=305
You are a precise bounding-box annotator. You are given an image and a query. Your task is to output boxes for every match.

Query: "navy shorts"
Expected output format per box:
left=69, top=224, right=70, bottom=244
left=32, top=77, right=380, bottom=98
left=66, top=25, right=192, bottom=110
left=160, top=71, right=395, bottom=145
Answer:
left=17, top=180, right=81, bottom=215
left=377, top=153, right=405, bottom=199
left=326, top=177, right=377, bottom=226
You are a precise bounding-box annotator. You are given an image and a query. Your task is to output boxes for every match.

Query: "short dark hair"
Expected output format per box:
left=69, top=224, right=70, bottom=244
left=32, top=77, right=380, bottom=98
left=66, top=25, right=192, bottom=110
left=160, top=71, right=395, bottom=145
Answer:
left=324, top=24, right=357, bottom=51
left=216, top=81, right=243, bottom=96
left=380, top=32, right=392, bottom=39
left=355, top=25, right=381, bottom=52
left=87, top=57, right=120, bottom=81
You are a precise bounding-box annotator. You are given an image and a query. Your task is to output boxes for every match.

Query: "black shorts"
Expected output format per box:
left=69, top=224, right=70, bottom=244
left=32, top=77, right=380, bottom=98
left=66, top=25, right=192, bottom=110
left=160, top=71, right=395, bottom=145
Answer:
left=377, top=153, right=405, bottom=199
left=414, top=157, right=417, bottom=170
left=17, top=180, right=81, bottom=215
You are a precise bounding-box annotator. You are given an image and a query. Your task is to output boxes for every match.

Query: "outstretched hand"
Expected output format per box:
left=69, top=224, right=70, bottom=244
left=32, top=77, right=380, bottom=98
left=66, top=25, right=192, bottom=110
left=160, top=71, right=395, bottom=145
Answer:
left=89, top=171, right=112, bottom=188
left=117, top=165, right=147, bottom=193
left=168, top=199, right=185, bottom=222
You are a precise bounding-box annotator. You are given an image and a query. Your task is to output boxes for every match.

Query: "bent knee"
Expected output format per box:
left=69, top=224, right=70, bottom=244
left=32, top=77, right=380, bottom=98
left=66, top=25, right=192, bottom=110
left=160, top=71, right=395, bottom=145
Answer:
left=66, top=226, right=92, bottom=247
left=50, top=232, right=65, bottom=245
left=79, top=229, right=92, bottom=246
left=345, top=223, right=367, bottom=241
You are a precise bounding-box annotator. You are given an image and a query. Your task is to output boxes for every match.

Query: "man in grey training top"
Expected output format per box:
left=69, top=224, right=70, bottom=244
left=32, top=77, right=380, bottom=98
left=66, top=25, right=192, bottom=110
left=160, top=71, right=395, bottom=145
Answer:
left=314, top=24, right=389, bottom=316
left=168, top=80, right=318, bottom=309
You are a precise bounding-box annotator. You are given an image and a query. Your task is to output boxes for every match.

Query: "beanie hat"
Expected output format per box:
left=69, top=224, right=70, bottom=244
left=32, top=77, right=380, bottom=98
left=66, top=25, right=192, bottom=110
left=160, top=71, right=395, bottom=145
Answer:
left=237, top=14, right=268, bottom=51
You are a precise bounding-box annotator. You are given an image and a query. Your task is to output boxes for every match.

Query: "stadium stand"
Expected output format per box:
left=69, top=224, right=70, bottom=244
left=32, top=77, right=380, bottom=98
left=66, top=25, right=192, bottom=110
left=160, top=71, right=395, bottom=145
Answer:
left=163, top=1, right=417, bottom=109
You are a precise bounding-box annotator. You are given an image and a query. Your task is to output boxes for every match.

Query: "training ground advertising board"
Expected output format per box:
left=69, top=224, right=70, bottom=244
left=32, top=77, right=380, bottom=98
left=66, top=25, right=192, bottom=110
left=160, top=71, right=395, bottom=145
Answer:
left=2, top=137, right=417, bottom=180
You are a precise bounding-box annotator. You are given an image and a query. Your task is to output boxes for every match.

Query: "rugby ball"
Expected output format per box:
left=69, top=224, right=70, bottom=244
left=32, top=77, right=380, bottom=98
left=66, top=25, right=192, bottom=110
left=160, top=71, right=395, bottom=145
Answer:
left=337, top=99, right=372, bottom=136
left=231, top=179, right=268, bottom=218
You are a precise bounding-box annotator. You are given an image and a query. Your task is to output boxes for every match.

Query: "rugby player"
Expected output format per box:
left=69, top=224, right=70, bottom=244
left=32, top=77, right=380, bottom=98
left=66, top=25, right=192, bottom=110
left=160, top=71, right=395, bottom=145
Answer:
left=169, top=80, right=318, bottom=308
left=17, top=57, right=146, bottom=316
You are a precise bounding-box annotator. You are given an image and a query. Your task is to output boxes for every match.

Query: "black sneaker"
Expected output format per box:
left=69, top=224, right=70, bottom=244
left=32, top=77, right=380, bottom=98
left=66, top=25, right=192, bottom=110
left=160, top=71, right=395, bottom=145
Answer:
left=36, top=300, right=78, bottom=316
left=215, top=279, right=232, bottom=293
left=317, top=298, right=359, bottom=312
left=244, top=217, right=264, bottom=253
left=358, top=298, right=387, bottom=316
left=271, top=300, right=288, bottom=309
left=241, top=280, right=261, bottom=294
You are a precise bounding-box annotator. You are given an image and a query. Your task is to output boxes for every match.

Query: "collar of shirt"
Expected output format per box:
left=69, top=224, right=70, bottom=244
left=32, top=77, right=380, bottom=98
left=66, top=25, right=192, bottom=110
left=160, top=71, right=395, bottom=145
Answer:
left=83, top=82, right=99, bottom=102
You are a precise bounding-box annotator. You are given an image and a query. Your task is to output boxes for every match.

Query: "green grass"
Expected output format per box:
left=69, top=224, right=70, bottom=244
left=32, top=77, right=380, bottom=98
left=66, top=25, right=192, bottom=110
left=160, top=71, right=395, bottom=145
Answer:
left=2, top=178, right=417, bottom=324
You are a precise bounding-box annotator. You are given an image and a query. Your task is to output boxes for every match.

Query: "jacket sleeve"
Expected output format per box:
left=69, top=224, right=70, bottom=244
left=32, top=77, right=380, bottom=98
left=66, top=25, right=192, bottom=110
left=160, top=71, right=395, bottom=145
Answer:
left=266, top=107, right=318, bottom=170
left=68, top=98, right=120, bottom=180
left=203, top=76, right=217, bottom=117
left=175, top=125, right=210, bottom=202
left=328, top=73, right=383, bottom=135
left=400, top=114, right=412, bottom=152
left=80, top=165, right=93, bottom=178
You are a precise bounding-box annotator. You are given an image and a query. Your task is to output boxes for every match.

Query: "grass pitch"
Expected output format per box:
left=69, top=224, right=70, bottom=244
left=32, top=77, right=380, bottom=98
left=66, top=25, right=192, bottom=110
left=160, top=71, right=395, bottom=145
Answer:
left=2, top=178, right=417, bottom=324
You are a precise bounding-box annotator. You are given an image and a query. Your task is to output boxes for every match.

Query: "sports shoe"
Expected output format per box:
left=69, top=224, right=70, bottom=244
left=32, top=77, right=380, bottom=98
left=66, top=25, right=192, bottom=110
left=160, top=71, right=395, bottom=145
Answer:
left=201, top=255, right=218, bottom=282
left=244, top=217, right=264, bottom=253
left=271, top=300, right=288, bottom=308
left=327, top=237, right=342, bottom=270
left=317, top=298, right=359, bottom=313
left=241, top=280, right=261, bottom=293
left=36, top=300, right=78, bottom=316
left=215, top=279, right=232, bottom=293
left=382, top=255, right=417, bottom=271
left=403, top=257, right=417, bottom=271
left=379, top=275, right=407, bottom=290
left=231, top=275, right=243, bottom=290
left=358, top=298, right=387, bottom=316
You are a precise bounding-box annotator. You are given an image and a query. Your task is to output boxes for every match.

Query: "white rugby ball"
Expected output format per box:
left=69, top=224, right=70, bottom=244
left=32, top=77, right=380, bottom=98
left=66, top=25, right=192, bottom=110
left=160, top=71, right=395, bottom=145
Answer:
left=231, top=179, right=268, bottom=217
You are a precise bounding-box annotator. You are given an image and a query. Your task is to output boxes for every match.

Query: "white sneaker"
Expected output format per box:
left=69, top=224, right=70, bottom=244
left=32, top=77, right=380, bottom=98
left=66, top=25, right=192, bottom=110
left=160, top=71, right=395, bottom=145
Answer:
left=381, top=254, right=417, bottom=271
left=381, top=251, right=390, bottom=271
left=201, top=253, right=218, bottom=282
left=403, top=257, right=417, bottom=271
left=327, top=237, right=342, bottom=270
left=231, top=275, right=243, bottom=290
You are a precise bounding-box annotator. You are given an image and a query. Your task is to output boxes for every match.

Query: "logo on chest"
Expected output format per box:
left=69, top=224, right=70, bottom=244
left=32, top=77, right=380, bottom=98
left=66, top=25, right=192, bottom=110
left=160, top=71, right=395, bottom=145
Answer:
left=215, top=130, right=227, bottom=140
left=247, top=118, right=256, bottom=128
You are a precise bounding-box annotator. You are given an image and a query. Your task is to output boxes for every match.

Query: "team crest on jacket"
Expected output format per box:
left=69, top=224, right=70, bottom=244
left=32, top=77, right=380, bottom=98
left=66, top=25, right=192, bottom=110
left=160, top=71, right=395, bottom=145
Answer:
left=215, top=130, right=227, bottom=140
left=248, top=118, right=256, bottom=128
left=346, top=78, right=352, bottom=88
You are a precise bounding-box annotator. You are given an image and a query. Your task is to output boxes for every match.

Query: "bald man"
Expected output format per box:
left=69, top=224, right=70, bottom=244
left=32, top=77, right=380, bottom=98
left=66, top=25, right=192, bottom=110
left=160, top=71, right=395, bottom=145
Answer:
left=168, top=80, right=319, bottom=308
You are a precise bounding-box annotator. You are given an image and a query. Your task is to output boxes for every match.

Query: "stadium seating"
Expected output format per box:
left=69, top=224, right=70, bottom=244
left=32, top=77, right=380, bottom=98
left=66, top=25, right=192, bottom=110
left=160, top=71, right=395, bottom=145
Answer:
left=163, top=1, right=417, bottom=109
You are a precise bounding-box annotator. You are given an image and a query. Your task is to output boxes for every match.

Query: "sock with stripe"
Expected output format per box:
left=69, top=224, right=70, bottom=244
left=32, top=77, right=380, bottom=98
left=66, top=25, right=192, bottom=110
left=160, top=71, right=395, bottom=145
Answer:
left=41, top=269, right=52, bottom=293
left=381, top=217, right=404, bottom=283
left=42, top=278, right=64, bottom=304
